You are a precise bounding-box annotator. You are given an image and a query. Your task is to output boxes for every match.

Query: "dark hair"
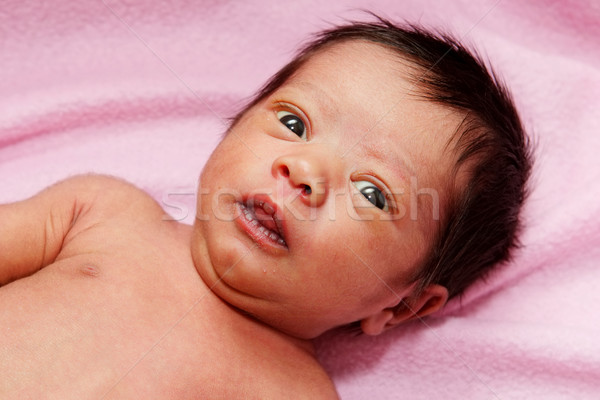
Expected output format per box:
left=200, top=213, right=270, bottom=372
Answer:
left=229, top=16, right=532, bottom=300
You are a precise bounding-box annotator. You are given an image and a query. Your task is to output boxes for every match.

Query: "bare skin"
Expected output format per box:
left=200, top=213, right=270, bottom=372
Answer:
left=0, top=40, right=459, bottom=399
left=0, top=175, right=338, bottom=399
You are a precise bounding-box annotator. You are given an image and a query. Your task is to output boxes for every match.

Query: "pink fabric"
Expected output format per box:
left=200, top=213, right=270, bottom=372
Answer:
left=2, top=1, right=599, bottom=398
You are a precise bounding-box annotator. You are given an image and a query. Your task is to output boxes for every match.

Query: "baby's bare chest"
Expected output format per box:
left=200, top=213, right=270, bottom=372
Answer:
left=0, top=240, right=332, bottom=399
left=0, top=245, right=198, bottom=396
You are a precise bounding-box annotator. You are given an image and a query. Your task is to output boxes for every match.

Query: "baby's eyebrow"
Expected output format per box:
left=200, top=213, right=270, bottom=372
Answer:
left=285, top=81, right=339, bottom=120
left=359, top=142, right=414, bottom=185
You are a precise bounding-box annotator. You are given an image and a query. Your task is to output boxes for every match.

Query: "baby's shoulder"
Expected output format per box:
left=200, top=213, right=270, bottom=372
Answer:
left=39, top=174, right=170, bottom=243
left=47, top=174, right=164, bottom=218
left=265, top=357, right=339, bottom=399
left=232, top=335, right=339, bottom=399
left=48, top=173, right=151, bottom=201
left=223, top=349, right=338, bottom=399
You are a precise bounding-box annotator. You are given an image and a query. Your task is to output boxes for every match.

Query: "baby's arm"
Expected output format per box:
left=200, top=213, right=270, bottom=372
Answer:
left=0, top=178, right=82, bottom=285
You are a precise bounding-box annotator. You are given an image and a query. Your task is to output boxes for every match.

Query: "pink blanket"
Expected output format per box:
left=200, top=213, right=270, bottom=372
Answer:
left=2, top=1, right=599, bottom=398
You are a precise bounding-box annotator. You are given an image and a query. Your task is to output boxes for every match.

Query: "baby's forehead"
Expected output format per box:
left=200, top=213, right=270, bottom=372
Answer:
left=286, top=41, right=451, bottom=125
left=283, top=44, right=410, bottom=114
left=295, top=39, right=424, bottom=85
left=282, top=42, right=463, bottom=155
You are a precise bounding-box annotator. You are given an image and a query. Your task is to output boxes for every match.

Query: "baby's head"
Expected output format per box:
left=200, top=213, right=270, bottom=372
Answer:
left=192, top=18, right=531, bottom=338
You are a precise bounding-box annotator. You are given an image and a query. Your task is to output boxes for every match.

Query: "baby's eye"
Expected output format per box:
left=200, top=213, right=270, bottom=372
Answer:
left=353, top=180, right=389, bottom=211
left=277, top=110, right=307, bottom=140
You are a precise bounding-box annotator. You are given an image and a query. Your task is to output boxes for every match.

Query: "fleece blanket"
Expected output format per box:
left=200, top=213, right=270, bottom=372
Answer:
left=1, top=0, right=599, bottom=398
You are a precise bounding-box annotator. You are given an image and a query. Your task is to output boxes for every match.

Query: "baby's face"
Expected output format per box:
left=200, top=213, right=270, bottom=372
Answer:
left=192, top=41, right=463, bottom=338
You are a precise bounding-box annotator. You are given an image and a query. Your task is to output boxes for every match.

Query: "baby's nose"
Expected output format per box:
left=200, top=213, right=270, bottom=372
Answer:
left=271, top=153, right=329, bottom=208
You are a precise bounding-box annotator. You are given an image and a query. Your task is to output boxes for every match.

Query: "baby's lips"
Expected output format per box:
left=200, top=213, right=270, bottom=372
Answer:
left=243, top=193, right=289, bottom=245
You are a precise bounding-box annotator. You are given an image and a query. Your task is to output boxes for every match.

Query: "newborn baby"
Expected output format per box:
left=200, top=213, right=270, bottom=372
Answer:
left=0, top=18, right=531, bottom=399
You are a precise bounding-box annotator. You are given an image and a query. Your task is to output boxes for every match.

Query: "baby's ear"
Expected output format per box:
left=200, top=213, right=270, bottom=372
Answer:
left=360, top=284, right=448, bottom=336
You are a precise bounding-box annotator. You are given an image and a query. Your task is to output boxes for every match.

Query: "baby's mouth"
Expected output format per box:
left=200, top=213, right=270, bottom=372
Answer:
left=239, top=198, right=287, bottom=248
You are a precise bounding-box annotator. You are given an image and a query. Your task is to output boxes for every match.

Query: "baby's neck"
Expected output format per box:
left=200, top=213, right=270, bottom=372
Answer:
left=178, top=221, right=316, bottom=357
left=226, top=300, right=317, bottom=355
